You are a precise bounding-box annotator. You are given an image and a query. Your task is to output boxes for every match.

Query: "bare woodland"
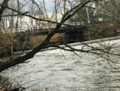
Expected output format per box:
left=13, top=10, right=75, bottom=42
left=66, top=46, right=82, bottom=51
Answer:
left=0, top=0, right=120, bottom=72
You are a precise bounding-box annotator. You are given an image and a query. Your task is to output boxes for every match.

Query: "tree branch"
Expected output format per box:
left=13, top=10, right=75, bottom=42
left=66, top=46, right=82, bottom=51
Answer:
left=0, top=0, right=9, bottom=21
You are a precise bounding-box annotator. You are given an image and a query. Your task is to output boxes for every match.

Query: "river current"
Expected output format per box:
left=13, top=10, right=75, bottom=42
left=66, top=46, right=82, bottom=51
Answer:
left=0, top=39, right=120, bottom=91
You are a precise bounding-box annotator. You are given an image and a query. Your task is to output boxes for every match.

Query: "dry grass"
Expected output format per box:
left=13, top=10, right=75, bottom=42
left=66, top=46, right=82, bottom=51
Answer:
left=28, top=33, right=65, bottom=49
left=0, top=33, right=10, bottom=48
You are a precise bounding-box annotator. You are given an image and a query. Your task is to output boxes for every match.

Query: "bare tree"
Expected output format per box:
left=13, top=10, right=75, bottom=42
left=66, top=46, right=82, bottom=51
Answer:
left=0, top=0, right=31, bottom=61
left=0, top=0, right=9, bottom=21
left=0, top=0, right=120, bottom=72
left=94, top=0, right=120, bottom=22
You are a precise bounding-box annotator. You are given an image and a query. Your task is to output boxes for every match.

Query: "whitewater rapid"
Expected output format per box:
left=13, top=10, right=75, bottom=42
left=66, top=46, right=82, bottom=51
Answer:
left=1, top=38, right=120, bottom=91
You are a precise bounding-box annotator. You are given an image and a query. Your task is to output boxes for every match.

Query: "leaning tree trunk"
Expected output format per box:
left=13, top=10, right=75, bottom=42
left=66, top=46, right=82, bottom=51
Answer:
left=0, top=0, right=91, bottom=72
left=0, top=23, right=62, bottom=72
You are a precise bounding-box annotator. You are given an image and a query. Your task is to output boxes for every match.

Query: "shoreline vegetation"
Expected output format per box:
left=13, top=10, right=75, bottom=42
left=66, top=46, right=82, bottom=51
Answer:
left=0, top=22, right=120, bottom=59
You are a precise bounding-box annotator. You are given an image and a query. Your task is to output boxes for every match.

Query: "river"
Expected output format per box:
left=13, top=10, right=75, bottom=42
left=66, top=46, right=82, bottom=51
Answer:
left=0, top=39, right=120, bottom=91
